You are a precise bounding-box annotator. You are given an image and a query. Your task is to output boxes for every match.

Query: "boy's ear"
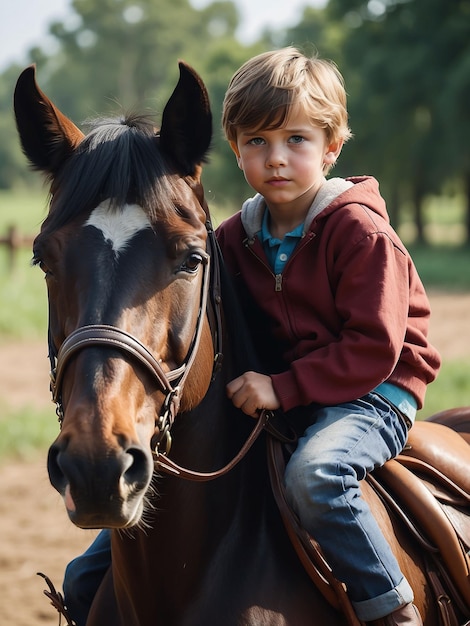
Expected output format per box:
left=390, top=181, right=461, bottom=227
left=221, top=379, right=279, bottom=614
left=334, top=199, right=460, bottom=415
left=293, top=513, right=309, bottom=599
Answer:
left=229, top=140, right=240, bottom=157
left=324, top=140, right=344, bottom=165
left=229, top=140, right=243, bottom=169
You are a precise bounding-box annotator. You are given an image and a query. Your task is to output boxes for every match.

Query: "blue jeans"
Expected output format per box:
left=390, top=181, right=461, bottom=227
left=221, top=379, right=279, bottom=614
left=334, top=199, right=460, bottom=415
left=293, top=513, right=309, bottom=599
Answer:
left=64, top=393, right=411, bottom=624
left=63, top=529, right=111, bottom=626
left=284, top=392, right=412, bottom=621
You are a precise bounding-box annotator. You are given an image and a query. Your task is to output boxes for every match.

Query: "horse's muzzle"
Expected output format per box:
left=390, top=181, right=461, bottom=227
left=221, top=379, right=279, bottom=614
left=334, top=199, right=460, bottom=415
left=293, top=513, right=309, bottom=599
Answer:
left=47, top=438, right=154, bottom=528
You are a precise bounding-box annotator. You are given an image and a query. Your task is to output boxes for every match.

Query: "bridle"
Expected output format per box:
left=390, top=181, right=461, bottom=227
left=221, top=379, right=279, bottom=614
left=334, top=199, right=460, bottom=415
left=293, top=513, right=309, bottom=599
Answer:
left=47, top=219, right=274, bottom=481
left=49, top=243, right=211, bottom=457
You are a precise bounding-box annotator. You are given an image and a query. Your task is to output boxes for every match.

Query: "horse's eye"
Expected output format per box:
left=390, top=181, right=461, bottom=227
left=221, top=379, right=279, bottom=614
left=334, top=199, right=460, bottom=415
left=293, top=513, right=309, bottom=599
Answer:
left=181, top=252, right=204, bottom=273
left=33, top=258, right=50, bottom=275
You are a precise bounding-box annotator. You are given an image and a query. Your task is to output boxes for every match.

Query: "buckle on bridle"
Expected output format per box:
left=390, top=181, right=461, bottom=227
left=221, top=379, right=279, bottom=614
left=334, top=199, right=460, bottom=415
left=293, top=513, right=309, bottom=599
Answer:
left=153, top=386, right=181, bottom=456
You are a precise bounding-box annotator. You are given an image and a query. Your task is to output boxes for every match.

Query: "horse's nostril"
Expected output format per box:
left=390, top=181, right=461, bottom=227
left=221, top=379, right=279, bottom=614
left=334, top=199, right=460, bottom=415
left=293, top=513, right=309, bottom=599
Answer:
left=47, top=443, right=67, bottom=494
left=122, top=446, right=153, bottom=492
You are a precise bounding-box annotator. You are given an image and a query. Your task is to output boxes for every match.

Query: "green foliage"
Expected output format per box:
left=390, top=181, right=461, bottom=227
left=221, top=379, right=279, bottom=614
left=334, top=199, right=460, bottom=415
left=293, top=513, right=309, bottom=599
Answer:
left=188, top=38, right=266, bottom=206
left=317, top=0, right=470, bottom=241
left=31, top=0, right=247, bottom=122
left=43, top=0, right=203, bottom=116
left=0, top=187, right=48, bottom=232
left=0, top=114, right=26, bottom=189
left=408, top=245, right=470, bottom=292
left=0, top=65, right=39, bottom=189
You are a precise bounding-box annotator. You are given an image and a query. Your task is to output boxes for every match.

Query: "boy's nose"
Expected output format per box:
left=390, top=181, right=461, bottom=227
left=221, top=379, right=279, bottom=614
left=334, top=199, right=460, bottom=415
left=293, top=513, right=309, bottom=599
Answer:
left=266, top=146, right=286, bottom=168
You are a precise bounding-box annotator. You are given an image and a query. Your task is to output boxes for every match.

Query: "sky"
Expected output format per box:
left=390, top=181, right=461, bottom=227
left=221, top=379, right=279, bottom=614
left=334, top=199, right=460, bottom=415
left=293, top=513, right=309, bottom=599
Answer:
left=1, top=0, right=327, bottom=71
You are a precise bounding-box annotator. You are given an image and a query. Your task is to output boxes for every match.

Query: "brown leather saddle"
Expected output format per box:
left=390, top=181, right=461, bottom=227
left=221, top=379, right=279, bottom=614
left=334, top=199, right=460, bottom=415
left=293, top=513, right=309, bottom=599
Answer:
left=267, top=419, right=470, bottom=626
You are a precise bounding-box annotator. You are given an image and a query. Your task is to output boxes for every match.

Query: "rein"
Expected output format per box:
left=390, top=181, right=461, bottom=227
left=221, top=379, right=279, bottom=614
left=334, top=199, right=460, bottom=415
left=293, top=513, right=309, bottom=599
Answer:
left=155, top=409, right=272, bottom=481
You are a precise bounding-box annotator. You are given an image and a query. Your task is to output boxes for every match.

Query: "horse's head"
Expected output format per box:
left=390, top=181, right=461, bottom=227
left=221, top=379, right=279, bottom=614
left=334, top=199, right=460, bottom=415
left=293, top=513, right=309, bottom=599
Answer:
left=14, top=63, right=214, bottom=528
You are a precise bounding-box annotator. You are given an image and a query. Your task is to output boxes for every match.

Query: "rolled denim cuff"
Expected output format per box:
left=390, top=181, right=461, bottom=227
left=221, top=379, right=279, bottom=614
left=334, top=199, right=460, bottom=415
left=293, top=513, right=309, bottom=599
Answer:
left=352, top=576, right=414, bottom=621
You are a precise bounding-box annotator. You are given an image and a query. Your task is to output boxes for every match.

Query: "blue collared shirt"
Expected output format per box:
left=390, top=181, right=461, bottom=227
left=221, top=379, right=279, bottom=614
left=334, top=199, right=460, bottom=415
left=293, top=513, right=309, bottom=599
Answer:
left=258, top=209, right=303, bottom=274
left=374, top=382, right=417, bottom=423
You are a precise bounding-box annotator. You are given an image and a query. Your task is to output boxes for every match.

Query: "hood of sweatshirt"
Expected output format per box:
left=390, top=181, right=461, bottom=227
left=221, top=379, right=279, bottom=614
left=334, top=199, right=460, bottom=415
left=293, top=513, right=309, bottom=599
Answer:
left=240, top=176, right=388, bottom=239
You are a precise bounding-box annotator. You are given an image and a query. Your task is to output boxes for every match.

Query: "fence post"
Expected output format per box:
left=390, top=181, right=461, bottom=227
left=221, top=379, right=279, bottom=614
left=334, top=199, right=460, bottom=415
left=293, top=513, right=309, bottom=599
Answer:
left=0, top=226, right=35, bottom=272
left=8, top=225, right=22, bottom=273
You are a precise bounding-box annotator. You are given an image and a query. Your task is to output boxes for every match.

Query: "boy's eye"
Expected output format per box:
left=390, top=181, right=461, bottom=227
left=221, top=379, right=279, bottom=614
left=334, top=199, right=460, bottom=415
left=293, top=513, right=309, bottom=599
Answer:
left=289, top=135, right=304, bottom=144
left=248, top=137, right=265, bottom=145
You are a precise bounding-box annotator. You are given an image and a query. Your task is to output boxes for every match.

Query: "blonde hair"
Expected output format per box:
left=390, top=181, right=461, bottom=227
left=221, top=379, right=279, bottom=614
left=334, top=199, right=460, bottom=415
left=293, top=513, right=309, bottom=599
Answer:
left=222, top=47, right=352, bottom=150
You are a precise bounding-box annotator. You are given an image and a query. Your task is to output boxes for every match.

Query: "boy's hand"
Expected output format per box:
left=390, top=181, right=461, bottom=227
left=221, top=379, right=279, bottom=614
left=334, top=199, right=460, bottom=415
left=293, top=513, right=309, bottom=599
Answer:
left=226, top=371, right=281, bottom=418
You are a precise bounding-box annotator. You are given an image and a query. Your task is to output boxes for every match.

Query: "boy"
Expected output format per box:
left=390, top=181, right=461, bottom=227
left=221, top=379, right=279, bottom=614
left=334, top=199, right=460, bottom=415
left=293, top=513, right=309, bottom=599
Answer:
left=216, top=47, right=441, bottom=625
left=63, top=47, right=440, bottom=626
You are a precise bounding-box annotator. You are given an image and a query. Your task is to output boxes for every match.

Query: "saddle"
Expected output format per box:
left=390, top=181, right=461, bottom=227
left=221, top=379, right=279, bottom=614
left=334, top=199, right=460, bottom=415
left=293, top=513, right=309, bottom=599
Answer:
left=267, top=420, right=470, bottom=626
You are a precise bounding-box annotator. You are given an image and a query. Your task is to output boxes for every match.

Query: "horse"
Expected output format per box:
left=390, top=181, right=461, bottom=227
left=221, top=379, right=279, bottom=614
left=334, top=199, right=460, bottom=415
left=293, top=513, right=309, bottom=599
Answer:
left=13, top=62, right=470, bottom=626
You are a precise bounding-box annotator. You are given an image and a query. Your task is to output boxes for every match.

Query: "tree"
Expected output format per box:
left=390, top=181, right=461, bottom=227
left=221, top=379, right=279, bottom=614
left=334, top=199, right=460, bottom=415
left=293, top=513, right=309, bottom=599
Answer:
left=198, top=41, right=267, bottom=211
left=35, top=0, right=228, bottom=119
left=0, top=0, right=247, bottom=199
left=7, top=0, right=259, bottom=206
left=320, top=0, right=470, bottom=243
left=3, top=0, right=470, bottom=240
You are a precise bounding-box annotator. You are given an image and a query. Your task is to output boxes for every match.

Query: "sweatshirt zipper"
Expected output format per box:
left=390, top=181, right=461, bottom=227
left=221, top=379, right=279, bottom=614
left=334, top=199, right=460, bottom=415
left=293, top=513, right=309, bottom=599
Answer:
left=245, top=232, right=315, bottom=293
left=245, top=239, right=281, bottom=290
left=244, top=232, right=316, bottom=350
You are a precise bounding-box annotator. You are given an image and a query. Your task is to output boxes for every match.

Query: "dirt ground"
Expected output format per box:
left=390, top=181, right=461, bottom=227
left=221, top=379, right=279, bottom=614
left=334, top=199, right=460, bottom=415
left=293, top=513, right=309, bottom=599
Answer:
left=0, top=291, right=469, bottom=626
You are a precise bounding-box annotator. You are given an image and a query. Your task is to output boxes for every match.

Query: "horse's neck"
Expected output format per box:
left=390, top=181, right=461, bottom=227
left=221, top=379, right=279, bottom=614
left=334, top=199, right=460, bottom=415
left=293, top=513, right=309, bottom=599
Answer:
left=112, top=361, right=275, bottom=622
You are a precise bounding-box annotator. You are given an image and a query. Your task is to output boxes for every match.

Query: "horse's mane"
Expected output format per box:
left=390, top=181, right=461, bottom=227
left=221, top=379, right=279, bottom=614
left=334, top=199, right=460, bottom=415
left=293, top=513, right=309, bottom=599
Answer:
left=214, top=240, right=265, bottom=378
left=44, top=114, right=178, bottom=233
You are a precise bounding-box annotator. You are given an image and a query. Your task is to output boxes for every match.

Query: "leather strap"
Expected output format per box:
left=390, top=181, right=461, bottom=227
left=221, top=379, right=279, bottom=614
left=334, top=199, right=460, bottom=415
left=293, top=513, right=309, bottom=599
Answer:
left=266, top=435, right=363, bottom=626
left=375, top=459, right=470, bottom=610
left=51, top=324, right=179, bottom=404
left=49, top=251, right=211, bottom=454
left=154, top=409, right=271, bottom=480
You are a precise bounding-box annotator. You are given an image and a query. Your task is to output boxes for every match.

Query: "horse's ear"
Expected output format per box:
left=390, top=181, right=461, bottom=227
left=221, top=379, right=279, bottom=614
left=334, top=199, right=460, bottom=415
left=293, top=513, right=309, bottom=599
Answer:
left=13, top=65, right=85, bottom=175
left=159, top=62, right=212, bottom=175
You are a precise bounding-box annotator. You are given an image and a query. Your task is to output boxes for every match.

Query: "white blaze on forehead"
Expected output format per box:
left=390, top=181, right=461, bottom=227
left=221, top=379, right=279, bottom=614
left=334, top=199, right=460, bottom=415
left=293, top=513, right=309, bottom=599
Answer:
left=85, top=200, right=151, bottom=255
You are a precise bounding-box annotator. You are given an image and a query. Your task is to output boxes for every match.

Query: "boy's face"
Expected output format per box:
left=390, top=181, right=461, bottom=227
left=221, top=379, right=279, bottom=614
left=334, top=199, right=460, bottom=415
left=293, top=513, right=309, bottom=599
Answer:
left=230, top=106, right=342, bottom=214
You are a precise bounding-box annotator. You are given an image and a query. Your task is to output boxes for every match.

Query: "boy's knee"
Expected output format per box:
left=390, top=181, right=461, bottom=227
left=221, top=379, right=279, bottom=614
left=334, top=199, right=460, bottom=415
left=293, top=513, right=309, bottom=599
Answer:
left=284, top=455, right=351, bottom=517
left=285, top=456, right=323, bottom=505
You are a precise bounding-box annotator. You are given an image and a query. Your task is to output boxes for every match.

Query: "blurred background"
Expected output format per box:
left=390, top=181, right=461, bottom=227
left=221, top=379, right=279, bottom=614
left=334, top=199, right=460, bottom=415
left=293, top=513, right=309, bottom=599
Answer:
left=0, top=0, right=470, bottom=457
left=0, top=3, right=469, bottom=623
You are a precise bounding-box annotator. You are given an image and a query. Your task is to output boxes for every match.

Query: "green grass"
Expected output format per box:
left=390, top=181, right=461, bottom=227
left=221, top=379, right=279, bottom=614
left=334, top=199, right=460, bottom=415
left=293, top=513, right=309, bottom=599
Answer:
left=408, top=244, right=470, bottom=292
left=420, top=360, right=470, bottom=420
left=0, top=188, right=49, bottom=338
left=0, top=248, right=47, bottom=337
left=0, top=185, right=49, bottom=234
left=0, top=404, right=58, bottom=463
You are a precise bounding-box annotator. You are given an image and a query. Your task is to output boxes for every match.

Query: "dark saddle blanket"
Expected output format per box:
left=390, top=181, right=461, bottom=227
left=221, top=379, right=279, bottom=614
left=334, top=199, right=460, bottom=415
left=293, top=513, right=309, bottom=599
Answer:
left=268, top=419, right=470, bottom=626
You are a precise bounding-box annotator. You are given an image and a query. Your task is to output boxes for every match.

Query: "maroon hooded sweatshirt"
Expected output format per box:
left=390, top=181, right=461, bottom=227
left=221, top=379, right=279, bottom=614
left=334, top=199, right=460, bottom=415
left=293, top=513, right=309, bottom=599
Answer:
left=216, top=176, right=441, bottom=413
